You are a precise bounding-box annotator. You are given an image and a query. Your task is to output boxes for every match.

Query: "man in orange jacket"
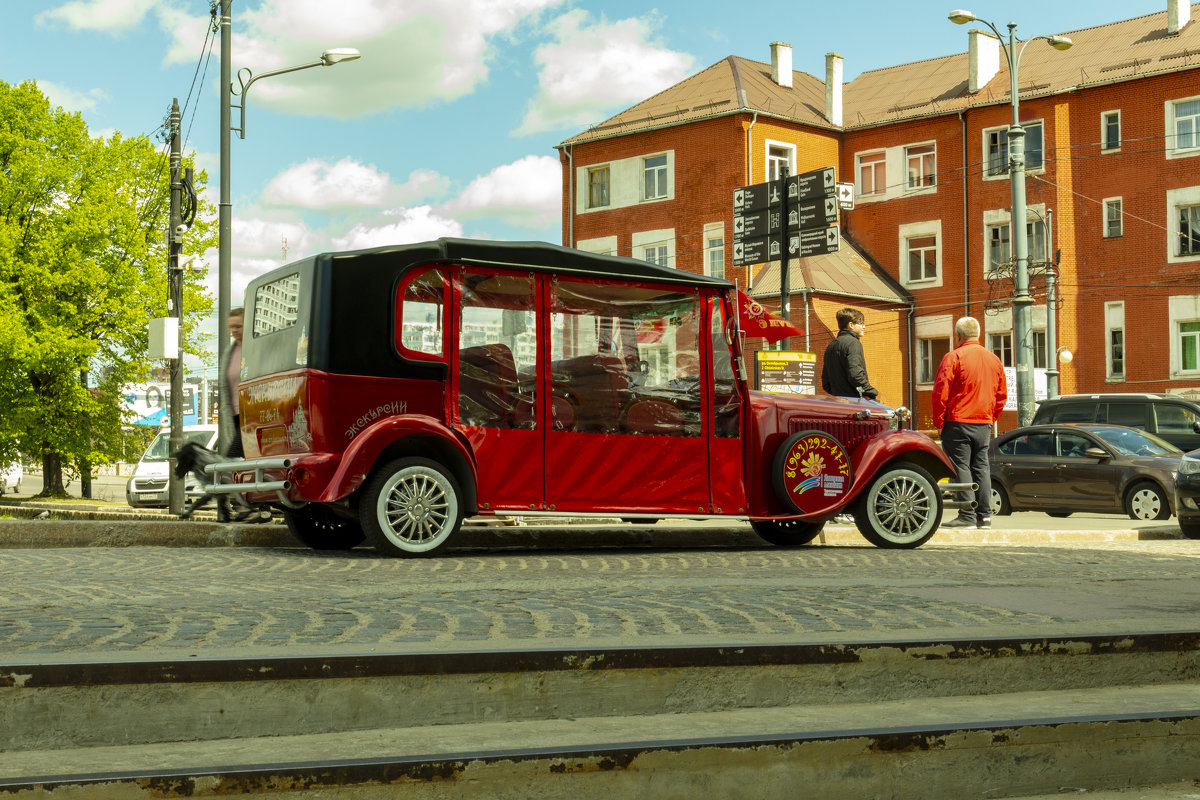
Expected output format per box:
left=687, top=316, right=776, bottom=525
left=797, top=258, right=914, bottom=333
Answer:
left=933, top=316, right=1007, bottom=530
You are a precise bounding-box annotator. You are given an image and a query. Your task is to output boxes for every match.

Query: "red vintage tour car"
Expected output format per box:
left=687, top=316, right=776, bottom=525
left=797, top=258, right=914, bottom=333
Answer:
left=213, top=239, right=961, bottom=556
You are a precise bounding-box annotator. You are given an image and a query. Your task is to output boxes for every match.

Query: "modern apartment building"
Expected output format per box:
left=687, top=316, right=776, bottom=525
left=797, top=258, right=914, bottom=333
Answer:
left=556, top=1, right=1200, bottom=431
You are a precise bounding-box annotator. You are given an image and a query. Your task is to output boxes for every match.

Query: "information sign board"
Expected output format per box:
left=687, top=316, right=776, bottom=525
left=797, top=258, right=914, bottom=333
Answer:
left=755, top=351, right=817, bottom=395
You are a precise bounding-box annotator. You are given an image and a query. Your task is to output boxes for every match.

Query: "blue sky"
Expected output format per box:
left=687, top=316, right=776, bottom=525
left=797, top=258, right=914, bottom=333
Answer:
left=1, top=0, right=1166, bottom=317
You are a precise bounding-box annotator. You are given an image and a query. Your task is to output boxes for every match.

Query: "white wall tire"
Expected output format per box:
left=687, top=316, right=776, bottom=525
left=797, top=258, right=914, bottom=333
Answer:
left=853, top=463, right=941, bottom=549
left=360, top=458, right=463, bottom=557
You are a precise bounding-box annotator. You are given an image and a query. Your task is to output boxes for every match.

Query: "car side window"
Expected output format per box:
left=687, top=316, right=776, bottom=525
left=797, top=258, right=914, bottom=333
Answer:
left=1057, top=433, right=1092, bottom=458
left=1050, top=403, right=1094, bottom=424
left=1156, top=404, right=1200, bottom=434
left=1104, top=402, right=1147, bottom=429
left=1000, top=432, right=1052, bottom=456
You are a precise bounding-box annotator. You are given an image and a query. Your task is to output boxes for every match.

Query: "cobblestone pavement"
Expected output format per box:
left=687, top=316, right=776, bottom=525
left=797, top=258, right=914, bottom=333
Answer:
left=2, top=537, right=1199, bottom=659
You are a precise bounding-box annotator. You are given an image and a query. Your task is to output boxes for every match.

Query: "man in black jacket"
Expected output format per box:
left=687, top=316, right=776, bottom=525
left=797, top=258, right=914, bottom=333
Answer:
left=821, top=307, right=879, bottom=401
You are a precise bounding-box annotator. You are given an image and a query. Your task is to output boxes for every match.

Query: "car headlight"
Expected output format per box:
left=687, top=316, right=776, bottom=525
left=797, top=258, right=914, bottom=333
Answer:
left=1180, top=454, right=1200, bottom=475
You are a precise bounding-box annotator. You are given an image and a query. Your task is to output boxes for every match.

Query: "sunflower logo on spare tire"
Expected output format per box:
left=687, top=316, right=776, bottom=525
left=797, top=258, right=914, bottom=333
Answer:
left=801, top=452, right=825, bottom=478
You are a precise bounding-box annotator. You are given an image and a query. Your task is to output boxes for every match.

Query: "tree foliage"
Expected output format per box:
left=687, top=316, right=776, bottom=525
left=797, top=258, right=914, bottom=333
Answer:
left=0, top=80, right=215, bottom=494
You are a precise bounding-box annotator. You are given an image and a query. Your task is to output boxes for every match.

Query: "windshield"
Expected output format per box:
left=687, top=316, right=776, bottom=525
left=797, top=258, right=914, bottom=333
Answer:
left=142, top=430, right=215, bottom=462
left=1090, top=426, right=1180, bottom=456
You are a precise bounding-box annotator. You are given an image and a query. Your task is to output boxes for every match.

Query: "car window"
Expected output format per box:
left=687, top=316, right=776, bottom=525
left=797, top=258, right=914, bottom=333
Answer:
left=1090, top=426, right=1179, bottom=456
left=999, top=432, right=1052, bottom=456
left=1048, top=403, right=1094, bottom=424
left=1057, top=433, right=1093, bottom=458
left=1155, top=403, right=1200, bottom=434
left=1103, top=403, right=1147, bottom=429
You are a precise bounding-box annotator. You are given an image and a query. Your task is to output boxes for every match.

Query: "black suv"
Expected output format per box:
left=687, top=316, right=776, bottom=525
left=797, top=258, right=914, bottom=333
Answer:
left=1031, top=393, right=1200, bottom=451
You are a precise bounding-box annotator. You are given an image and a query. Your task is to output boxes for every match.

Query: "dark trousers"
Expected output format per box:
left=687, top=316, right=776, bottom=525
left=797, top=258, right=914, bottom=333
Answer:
left=225, top=414, right=243, bottom=459
left=941, top=421, right=992, bottom=522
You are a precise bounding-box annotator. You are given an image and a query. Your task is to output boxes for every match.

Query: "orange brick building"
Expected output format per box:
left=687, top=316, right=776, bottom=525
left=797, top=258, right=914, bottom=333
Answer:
left=557, top=2, right=1200, bottom=434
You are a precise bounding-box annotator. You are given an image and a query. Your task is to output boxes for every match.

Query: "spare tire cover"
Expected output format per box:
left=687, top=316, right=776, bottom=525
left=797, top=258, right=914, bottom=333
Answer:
left=772, top=429, right=854, bottom=514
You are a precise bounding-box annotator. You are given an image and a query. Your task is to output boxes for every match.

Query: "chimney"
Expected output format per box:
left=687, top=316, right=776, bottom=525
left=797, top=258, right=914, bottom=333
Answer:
left=1169, top=0, right=1192, bottom=34
left=969, top=28, right=1001, bottom=93
left=825, top=52, right=843, bottom=127
left=770, top=41, right=793, bottom=88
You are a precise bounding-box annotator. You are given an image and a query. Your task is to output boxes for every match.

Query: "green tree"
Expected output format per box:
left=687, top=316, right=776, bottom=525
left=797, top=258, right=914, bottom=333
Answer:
left=0, top=80, right=215, bottom=496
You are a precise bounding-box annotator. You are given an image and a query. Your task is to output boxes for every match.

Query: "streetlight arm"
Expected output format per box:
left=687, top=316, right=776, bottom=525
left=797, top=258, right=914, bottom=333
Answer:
left=230, top=60, right=323, bottom=139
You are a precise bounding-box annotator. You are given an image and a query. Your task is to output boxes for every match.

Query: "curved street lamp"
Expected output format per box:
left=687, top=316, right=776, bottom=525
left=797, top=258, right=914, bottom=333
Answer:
left=217, top=0, right=361, bottom=452
left=949, top=9, right=1072, bottom=426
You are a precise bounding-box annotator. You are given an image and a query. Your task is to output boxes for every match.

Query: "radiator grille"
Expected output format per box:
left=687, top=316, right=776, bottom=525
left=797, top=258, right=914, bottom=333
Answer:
left=788, top=418, right=883, bottom=452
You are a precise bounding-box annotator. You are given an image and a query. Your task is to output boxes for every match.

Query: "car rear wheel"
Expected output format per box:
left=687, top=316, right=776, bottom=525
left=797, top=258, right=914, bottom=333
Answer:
left=1124, top=482, right=1170, bottom=521
left=751, top=518, right=824, bottom=546
left=853, top=463, right=941, bottom=549
left=282, top=504, right=365, bottom=550
left=1047, top=511, right=1072, bottom=518
left=990, top=485, right=1012, bottom=516
left=360, top=457, right=464, bottom=557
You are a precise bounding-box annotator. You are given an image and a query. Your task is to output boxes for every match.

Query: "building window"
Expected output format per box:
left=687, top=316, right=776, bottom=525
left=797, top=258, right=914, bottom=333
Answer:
left=643, top=154, right=668, bottom=200
left=1182, top=321, right=1200, bottom=372
left=1108, top=329, right=1124, bottom=378
left=1102, top=111, right=1121, bottom=151
left=1174, top=98, right=1200, bottom=152
left=1179, top=205, right=1200, bottom=255
left=907, top=235, right=937, bottom=282
left=1104, top=198, right=1123, bottom=238
left=1032, top=330, right=1047, bottom=369
left=918, top=338, right=950, bottom=384
left=704, top=223, right=724, bottom=279
left=989, top=333, right=1013, bottom=367
left=906, top=144, right=935, bottom=189
left=986, top=122, right=1043, bottom=177
left=643, top=245, right=668, bottom=267
left=858, top=151, right=885, bottom=196
left=587, top=166, right=609, bottom=209
left=987, top=220, right=1047, bottom=273
left=767, top=144, right=793, bottom=181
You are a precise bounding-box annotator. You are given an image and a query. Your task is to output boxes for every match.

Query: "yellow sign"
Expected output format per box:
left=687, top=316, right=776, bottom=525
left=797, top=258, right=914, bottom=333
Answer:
left=755, top=351, right=816, bottom=395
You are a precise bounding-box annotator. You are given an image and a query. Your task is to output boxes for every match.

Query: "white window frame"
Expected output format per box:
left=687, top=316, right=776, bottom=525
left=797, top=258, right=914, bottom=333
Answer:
left=988, top=333, right=1013, bottom=367
left=983, top=206, right=1047, bottom=277
left=1101, top=110, right=1121, bottom=152
left=1105, top=301, right=1125, bottom=381
left=1169, top=295, right=1200, bottom=377
left=1167, top=186, right=1200, bottom=263
left=576, top=236, right=618, bottom=256
left=1104, top=197, right=1123, bottom=238
left=914, top=315, right=953, bottom=388
left=1166, top=94, right=1200, bottom=159
left=642, top=154, right=669, bottom=201
left=857, top=150, right=886, bottom=197
left=586, top=165, right=610, bottom=209
left=765, top=140, right=795, bottom=181
left=905, top=142, right=936, bottom=191
left=632, top=229, right=676, bottom=270
left=1032, top=330, right=1047, bottom=370
left=983, top=121, right=1044, bottom=180
left=897, top=220, right=942, bottom=288
left=703, top=222, right=724, bottom=279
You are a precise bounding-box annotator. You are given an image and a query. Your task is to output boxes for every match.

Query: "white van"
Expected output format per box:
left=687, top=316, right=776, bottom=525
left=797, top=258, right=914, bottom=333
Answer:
left=0, top=462, right=21, bottom=496
left=126, top=425, right=219, bottom=508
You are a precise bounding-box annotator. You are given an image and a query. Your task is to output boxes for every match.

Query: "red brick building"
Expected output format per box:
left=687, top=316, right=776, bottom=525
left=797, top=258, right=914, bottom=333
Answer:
left=557, top=2, right=1200, bottom=433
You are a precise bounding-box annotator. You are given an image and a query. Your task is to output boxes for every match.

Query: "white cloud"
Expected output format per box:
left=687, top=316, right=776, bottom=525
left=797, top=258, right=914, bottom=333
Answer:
left=516, top=10, right=693, bottom=135
left=233, top=217, right=317, bottom=261
left=36, top=80, right=109, bottom=114
left=443, top=155, right=560, bottom=229
left=332, top=206, right=463, bottom=251
left=35, top=0, right=158, bottom=33
left=153, top=0, right=563, bottom=120
left=262, top=160, right=452, bottom=211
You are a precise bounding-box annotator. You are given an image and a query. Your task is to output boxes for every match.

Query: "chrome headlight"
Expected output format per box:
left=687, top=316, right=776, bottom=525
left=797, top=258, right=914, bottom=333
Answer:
left=1179, top=453, right=1200, bottom=475
left=890, top=405, right=911, bottom=431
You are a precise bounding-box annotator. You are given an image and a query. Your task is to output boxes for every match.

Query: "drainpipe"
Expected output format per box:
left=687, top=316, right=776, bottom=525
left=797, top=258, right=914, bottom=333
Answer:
left=565, top=145, right=575, bottom=247
left=906, top=302, right=916, bottom=416
left=745, top=108, right=758, bottom=289
left=960, top=110, right=970, bottom=315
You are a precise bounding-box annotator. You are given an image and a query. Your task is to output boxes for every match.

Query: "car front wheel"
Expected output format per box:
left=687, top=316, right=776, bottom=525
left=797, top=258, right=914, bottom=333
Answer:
left=1125, top=482, right=1170, bottom=521
left=853, top=463, right=941, bottom=549
left=360, top=457, right=464, bottom=557
left=1181, top=522, right=1200, bottom=540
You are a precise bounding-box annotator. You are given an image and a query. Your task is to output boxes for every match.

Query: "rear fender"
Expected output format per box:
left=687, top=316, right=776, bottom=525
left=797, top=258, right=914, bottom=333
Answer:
left=318, top=414, right=477, bottom=511
left=845, top=431, right=955, bottom=505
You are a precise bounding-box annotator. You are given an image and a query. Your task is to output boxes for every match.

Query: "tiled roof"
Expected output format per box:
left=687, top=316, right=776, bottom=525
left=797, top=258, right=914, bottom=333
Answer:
left=559, top=4, right=1200, bottom=145
left=748, top=234, right=911, bottom=306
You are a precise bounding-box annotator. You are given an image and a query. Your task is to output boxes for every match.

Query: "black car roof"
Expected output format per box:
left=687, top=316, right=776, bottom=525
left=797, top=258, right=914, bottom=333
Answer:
left=274, top=238, right=734, bottom=290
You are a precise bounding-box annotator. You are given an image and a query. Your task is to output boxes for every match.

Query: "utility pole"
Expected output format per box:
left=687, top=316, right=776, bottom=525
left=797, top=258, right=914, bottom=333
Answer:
left=168, top=99, right=184, bottom=515
left=218, top=0, right=233, bottom=455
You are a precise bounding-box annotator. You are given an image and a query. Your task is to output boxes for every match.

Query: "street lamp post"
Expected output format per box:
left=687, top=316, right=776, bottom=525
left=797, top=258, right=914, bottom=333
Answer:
left=949, top=10, right=1071, bottom=426
left=217, top=0, right=359, bottom=451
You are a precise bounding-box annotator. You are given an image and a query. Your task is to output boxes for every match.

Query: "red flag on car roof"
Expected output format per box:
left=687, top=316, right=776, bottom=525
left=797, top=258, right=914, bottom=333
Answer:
left=737, top=290, right=803, bottom=343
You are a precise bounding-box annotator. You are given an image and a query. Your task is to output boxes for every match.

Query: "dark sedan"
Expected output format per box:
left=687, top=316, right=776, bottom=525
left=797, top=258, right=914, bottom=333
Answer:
left=1176, top=449, right=1200, bottom=538
left=988, top=424, right=1181, bottom=520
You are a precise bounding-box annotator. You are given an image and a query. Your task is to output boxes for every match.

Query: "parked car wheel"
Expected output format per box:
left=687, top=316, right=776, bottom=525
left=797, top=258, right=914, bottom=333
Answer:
left=853, top=463, right=941, bottom=549
left=282, top=504, right=365, bottom=550
left=990, top=485, right=1012, bottom=517
left=1124, top=481, right=1170, bottom=521
left=751, top=518, right=824, bottom=546
left=360, top=457, right=464, bottom=557
left=1181, top=522, right=1200, bottom=540
left=1047, top=512, right=1073, bottom=518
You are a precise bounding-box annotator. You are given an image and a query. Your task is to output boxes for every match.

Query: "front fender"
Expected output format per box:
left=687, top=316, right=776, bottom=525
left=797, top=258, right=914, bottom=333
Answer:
left=845, top=430, right=955, bottom=505
left=318, top=414, right=476, bottom=503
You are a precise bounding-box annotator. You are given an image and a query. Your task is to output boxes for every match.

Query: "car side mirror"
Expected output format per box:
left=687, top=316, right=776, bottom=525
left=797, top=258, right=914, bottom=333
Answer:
left=1084, top=447, right=1109, bottom=459
left=1193, top=420, right=1200, bottom=434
